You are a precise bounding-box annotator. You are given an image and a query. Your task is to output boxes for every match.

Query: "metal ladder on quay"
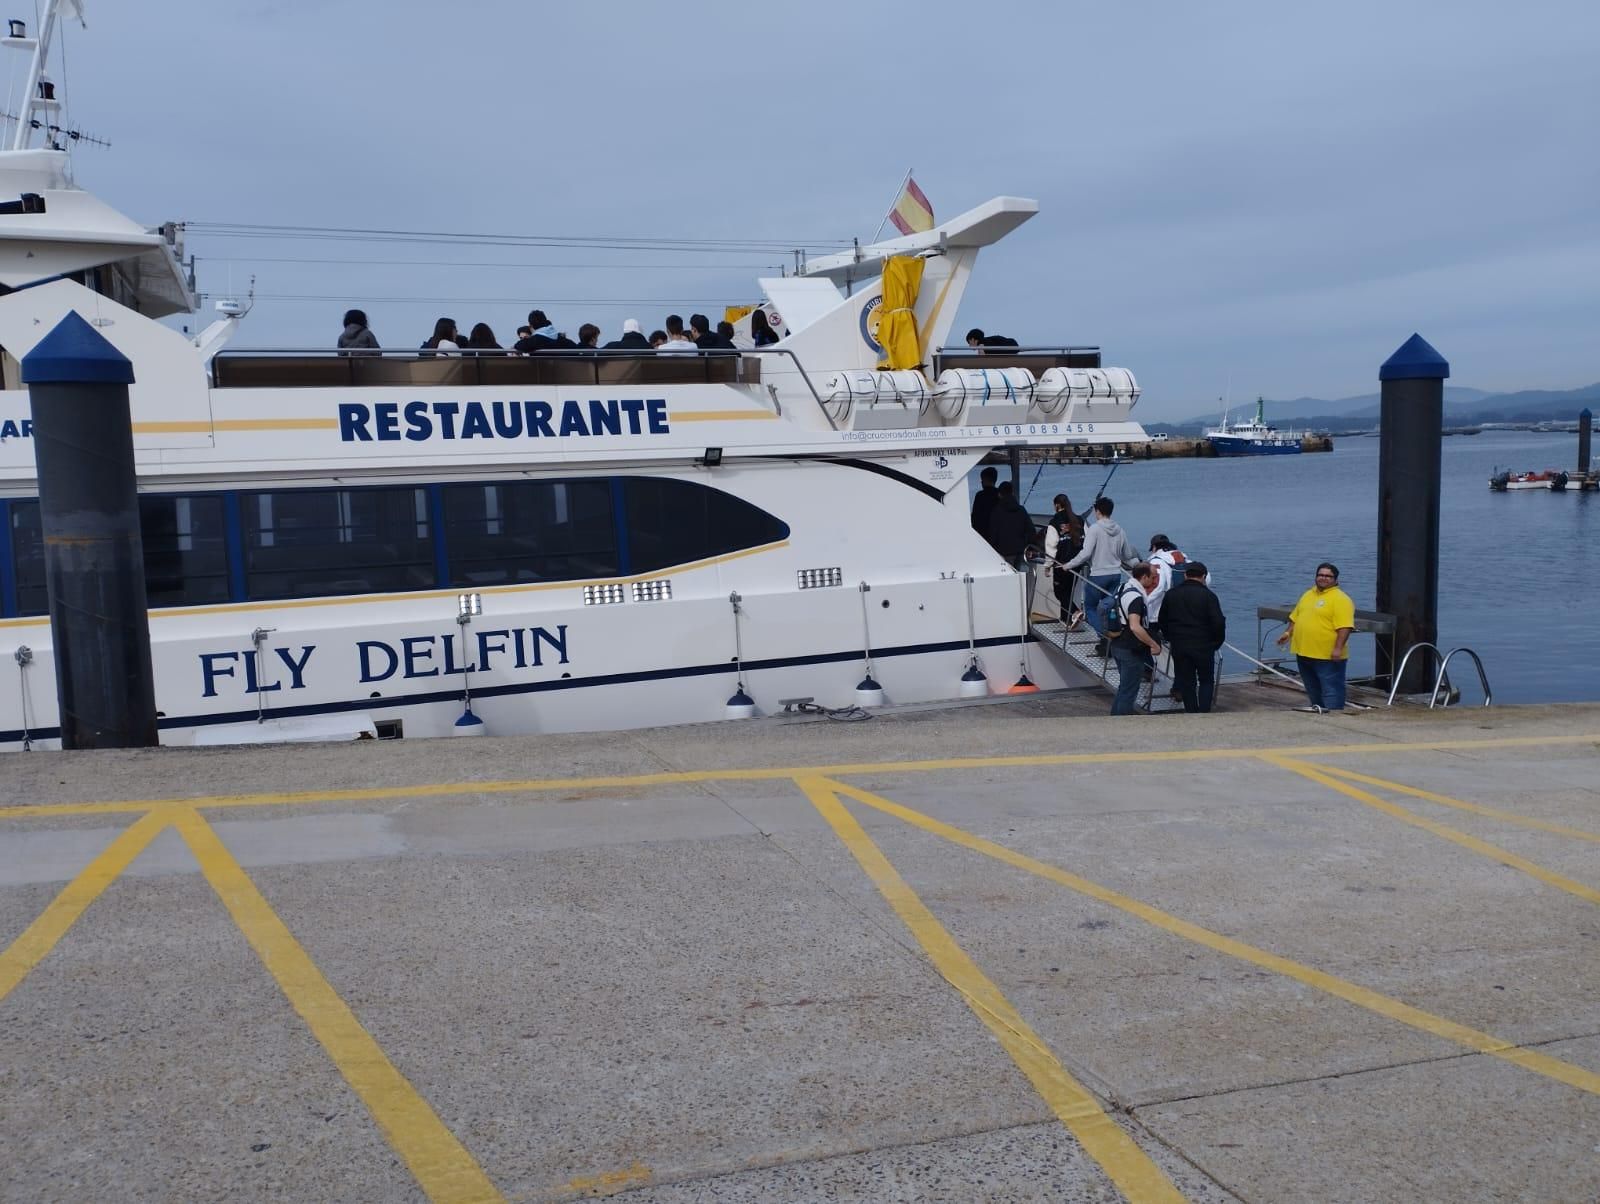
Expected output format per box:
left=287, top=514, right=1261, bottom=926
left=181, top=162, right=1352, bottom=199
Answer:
left=1386, top=642, right=1494, bottom=708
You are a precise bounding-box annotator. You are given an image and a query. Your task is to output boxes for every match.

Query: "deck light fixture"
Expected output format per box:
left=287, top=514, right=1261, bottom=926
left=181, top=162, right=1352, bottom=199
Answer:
left=8, top=20, right=26, bottom=39
left=699, top=447, right=722, bottom=467
left=457, top=592, right=482, bottom=620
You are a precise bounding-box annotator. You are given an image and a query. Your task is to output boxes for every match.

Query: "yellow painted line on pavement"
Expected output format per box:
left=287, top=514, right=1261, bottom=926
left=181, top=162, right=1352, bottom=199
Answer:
left=825, top=779, right=1600, bottom=1099
left=1266, top=756, right=1600, bottom=906
left=171, top=808, right=504, bottom=1204
left=1311, top=764, right=1600, bottom=844
left=0, top=808, right=174, bottom=1004
left=797, top=776, right=1187, bottom=1204
left=2, top=732, right=1597, bottom=821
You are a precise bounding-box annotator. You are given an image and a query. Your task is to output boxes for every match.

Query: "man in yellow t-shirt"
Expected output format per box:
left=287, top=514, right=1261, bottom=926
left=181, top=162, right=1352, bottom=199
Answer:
left=1276, top=562, right=1356, bottom=711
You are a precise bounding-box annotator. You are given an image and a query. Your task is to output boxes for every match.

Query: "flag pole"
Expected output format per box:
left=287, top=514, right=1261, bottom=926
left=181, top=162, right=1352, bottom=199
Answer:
left=869, top=167, right=914, bottom=247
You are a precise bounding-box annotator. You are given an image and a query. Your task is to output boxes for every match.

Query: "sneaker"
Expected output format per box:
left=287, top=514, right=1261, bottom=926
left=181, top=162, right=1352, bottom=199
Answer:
left=1092, top=639, right=1110, bottom=657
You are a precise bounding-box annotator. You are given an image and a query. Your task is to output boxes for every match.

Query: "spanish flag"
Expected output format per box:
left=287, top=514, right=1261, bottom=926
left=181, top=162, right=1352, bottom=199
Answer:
left=887, top=176, right=934, bottom=236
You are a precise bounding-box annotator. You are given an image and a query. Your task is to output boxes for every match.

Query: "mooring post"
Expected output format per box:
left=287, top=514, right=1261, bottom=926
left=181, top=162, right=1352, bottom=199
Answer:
left=20, top=311, right=158, bottom=749
left=1579, top=407, right=1592, bottom=477
left=1375, top=333, right=1448, bottom=694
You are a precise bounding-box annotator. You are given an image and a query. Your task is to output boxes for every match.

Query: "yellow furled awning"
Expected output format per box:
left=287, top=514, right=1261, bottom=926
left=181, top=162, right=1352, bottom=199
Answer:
left=877, top=255, right=924, bottom=370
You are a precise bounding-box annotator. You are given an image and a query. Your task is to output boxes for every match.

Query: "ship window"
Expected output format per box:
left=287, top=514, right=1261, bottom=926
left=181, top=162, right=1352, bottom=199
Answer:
left=443, top=479, right=617, bottom=586
left=8, top=500, right=44, bottom=615
left=622, top=477, right=789, bottom=574
left=242, top=486, right=433, bottom=600
left=141, top=494, right=229, bottom=607
left=7, top=495, right=230, bottom=614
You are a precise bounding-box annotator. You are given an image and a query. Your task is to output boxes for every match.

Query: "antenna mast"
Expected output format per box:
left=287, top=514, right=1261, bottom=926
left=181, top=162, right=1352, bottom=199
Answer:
left=7, top=0, right=71, bottom=152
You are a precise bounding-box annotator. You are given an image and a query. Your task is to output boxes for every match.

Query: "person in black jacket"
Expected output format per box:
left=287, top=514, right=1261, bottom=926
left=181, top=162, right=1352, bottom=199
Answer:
left=513, top=309, right=576, bottom=354
left=602, top=318, right=652, bottom=351
left=1158, top=561, right=1226, bottom=712
left=970, top=466, right=999, bottom=543
left=689, top=313, right=736, bottom=351
left=986, top=480, right=1035, bottom=568
left=966, top=328, right=1019, bottom=350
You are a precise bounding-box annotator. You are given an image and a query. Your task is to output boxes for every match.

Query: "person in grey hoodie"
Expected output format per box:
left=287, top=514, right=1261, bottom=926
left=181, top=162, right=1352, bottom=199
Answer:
left=1064, top=496, right=1139, bottom=648
left=337, top=308, right=380, bottom=355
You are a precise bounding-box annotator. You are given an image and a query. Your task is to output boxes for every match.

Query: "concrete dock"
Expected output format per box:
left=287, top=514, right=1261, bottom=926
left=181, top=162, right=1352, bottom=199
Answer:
left=3, top=697, right=1598, bottom=1202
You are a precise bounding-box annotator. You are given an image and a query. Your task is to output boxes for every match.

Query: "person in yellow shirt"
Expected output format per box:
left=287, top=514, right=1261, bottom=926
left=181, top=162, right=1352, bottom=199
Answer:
left=1276, top=562, right=1356, bottom=711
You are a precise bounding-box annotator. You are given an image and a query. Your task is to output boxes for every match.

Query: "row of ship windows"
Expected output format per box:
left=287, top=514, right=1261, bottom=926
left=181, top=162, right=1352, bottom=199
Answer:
left=0, top=477, right=790, bottom=618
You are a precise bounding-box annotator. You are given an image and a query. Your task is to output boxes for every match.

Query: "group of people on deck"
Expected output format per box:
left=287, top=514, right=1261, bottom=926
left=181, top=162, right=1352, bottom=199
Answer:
left=971, top=469, right=1356, bottom=716
left=337, top=307, right=781, bottom=356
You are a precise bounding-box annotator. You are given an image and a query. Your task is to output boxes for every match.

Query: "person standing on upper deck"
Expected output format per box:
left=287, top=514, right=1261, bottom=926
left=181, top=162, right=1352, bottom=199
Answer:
left=337, top=309, right=380, bottom=354
left=603, top=319, right=652, bottom=351
left=750, top=310, right=780, bottom=347
left=514, top=310, right=575, bottom=353
left=966, top=328, right=1019, bottom=350
left=1277, top=562, right=1356, bottom=712
left=657, top=315, right=698, bottom=354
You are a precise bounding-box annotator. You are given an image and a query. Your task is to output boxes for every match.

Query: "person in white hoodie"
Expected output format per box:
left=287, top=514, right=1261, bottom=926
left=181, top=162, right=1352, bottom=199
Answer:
left=1064, top=496, right=1139, bottom=650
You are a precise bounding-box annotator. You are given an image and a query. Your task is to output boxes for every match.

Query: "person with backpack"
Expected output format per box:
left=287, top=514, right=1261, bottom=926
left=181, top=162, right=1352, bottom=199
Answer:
left=1042, top=493, right=1084, bottom=624
left=1063, top=496, right=1140, bottom=655
left=1108, top=562, right=1162, bottom=715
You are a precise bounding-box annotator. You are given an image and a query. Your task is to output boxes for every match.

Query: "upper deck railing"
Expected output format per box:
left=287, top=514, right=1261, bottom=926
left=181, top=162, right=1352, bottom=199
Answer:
left=931, top=346, right=1102, bottom=374
left=211, top=348, right=757, bottom=390
left=211, top=345, right=1106, bottom=391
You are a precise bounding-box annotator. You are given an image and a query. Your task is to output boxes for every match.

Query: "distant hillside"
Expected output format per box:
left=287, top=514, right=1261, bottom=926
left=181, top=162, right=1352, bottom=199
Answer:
left=1154, top=383, right=1600, bottom=433
left=1173, top=387, right=1488, bottom=428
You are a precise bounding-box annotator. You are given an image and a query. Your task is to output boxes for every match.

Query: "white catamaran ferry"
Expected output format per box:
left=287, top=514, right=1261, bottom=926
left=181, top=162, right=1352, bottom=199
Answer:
left=0, top=5, right=1147, bottom=749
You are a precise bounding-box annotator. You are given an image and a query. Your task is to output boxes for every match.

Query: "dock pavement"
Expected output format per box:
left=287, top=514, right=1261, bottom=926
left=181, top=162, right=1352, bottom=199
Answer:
left=2, top=693, right=1598, bottom=1202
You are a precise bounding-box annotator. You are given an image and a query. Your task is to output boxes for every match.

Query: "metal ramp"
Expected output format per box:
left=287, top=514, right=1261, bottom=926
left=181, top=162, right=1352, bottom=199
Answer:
left=1030, top=616, right=1186, bottom=713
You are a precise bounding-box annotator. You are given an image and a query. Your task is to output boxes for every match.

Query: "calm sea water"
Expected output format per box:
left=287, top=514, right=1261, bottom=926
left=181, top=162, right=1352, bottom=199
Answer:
left=1000, top=430, right=1598, bottom=703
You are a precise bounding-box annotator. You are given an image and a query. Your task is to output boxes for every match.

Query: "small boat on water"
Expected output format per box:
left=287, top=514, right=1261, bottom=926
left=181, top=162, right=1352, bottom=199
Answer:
left=1204, top=396, right=1302, bottom=456
left=1488, top=469, right=1569, bottom=492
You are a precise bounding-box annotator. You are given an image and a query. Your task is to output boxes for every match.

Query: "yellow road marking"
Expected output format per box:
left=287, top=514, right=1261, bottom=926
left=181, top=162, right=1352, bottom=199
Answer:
left=0, top=809, right=174, bottom=1003
left=171, top=808, right=504, bottom=1204
left=824, top=779, right=1600, bottom=1099
left=1266, top=756, right=1600, bottom=906
left=3, top=732, right=1597, bottom=821
left=1311, top=764, right=1600, bottom=844
left=798, top=776, right=1187, bottom=1204
left=558, top=1160, right=652, bottom=1196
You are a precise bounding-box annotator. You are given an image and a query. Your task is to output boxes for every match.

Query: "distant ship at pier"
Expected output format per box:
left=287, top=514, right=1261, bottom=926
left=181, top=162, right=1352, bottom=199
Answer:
left=1204, top=396, right=1303, bottom=456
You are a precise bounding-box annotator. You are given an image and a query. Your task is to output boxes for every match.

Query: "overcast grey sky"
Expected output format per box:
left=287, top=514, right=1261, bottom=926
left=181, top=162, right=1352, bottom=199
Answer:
left=49, top=1, right=1600, bottom=419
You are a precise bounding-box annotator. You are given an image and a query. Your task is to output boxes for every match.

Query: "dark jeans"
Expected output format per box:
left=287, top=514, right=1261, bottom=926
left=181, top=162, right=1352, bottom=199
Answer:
left=1171, top=646, right=1217, bottom=713
left=1084, top=574, right=1120, bottom=637
left=1110, top=641, right=1152, bottom=715
left=1052, top=567, right=1078, bottom=615
left=1297, top=655, right=1347, bottom=711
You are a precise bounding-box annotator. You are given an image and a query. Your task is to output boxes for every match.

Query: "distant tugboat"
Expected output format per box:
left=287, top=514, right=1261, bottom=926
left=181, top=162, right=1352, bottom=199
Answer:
left=1204, top=396, right=1302, bottom=456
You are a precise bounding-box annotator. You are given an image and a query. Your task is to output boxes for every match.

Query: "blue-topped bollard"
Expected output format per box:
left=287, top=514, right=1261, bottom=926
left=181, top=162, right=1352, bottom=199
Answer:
left=21, top=312, right=158, bottom=749
left=1376, top=333, right=1448, bottom=695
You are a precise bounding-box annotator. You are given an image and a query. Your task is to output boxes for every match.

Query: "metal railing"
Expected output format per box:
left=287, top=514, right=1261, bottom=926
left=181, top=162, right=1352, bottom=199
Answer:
left=1385, top=643, right=1493, bottom=708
